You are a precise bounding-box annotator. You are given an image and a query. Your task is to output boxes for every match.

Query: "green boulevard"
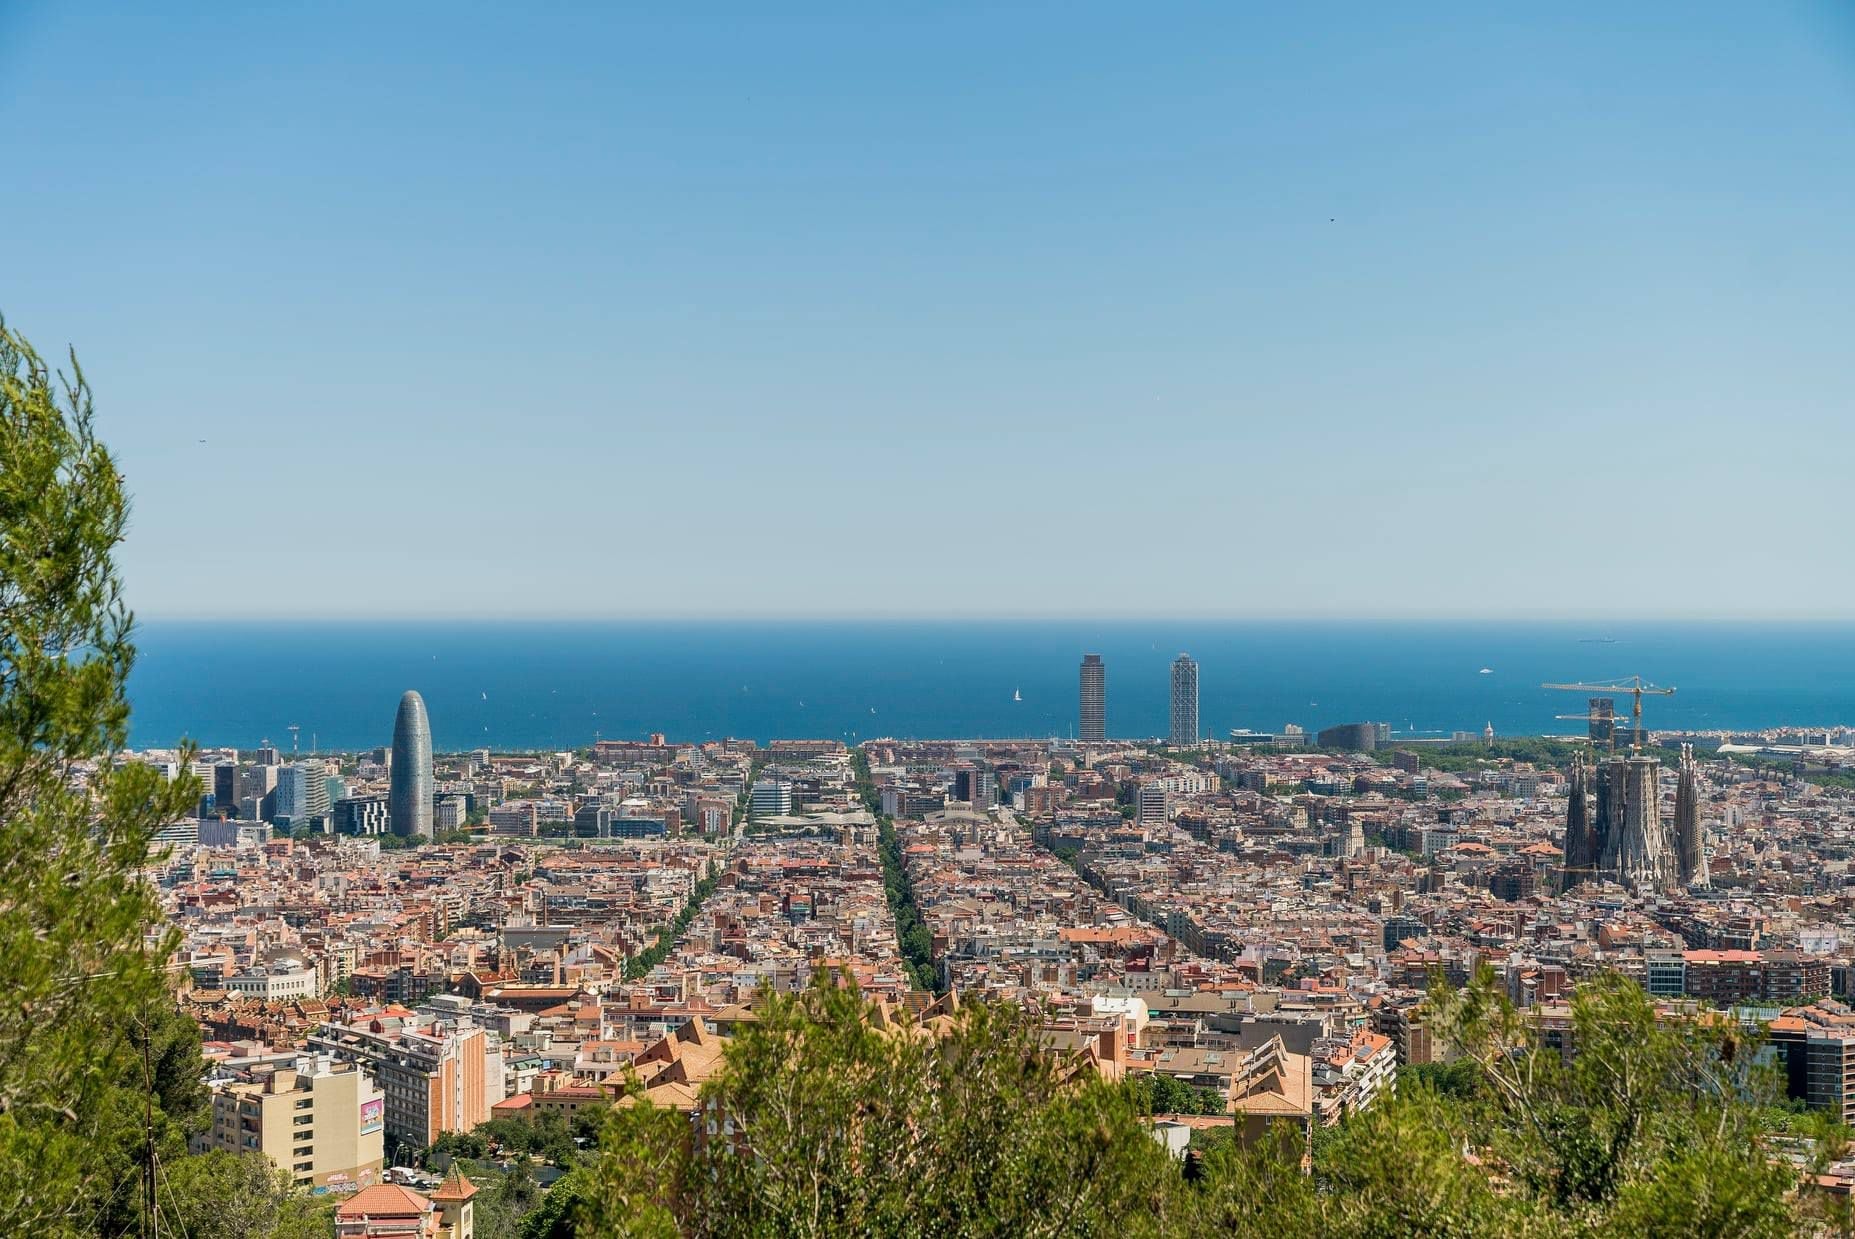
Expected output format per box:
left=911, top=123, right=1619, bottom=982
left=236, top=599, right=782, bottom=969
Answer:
left=853, top=750, right=939, bottom=992
left=623, top=864, right=721, bottom=981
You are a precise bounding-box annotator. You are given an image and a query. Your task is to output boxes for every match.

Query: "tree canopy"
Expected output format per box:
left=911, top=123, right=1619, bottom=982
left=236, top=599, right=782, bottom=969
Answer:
left=565, top=970, right=1847, bottom=1238
left=0, top=318, right=342, bottom=1236
left=0, top=319, right=209, bottom=1234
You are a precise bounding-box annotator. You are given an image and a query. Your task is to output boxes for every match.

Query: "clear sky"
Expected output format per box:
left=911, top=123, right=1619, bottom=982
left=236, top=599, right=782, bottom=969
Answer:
left=3, top=3, right=1852, bottom=620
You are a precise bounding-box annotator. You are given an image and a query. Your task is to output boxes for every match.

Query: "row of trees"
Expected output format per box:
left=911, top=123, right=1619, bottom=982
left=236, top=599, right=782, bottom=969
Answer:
left=624, top=865, right=720, bottom=981
left=854, top=751, right=937, bottom=991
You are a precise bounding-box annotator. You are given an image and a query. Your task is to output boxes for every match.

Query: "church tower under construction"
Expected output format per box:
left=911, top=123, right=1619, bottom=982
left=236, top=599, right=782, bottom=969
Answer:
left=1564, top=751, right=1690, bottom=894
left=1674, top=743, right=1707, bottom=887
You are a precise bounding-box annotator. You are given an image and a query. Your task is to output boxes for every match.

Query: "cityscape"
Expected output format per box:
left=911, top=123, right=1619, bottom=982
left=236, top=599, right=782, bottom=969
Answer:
left=103, top=648, right=1855, bottom=1222
left=6, top=3, right=1854, bottom=1236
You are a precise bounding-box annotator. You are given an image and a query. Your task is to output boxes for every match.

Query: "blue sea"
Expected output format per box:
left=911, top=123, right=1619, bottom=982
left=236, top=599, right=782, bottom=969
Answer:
left=125, top=621, right=1855, bottom=753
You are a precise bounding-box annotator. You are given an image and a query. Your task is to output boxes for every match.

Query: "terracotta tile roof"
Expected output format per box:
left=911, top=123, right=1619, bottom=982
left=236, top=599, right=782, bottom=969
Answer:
left=335, top=1183, right=430, bottom=1218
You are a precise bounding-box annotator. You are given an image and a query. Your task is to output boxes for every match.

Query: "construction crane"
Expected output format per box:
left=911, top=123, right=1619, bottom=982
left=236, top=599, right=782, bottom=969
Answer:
left=1541, top=676, right=1675, bottom=752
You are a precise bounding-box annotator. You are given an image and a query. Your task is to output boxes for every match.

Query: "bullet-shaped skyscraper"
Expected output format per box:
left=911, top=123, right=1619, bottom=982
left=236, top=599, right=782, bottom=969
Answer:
left=1079, top=654, right=1105, bottom=742
left=1169, top=654, right=1199, bottom=747
left=389, top=690, right=433, bottom=838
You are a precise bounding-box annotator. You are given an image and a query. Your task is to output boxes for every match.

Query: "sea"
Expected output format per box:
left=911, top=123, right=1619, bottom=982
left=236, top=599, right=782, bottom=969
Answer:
left=124, top=620, right=1855, bottom=754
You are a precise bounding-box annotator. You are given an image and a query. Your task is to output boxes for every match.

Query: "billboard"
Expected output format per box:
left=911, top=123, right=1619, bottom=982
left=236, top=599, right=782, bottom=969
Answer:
left=359, top=1098, right=384, bottom=1135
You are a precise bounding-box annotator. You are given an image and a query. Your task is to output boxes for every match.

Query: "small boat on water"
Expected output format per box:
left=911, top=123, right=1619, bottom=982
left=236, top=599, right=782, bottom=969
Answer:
left=1013, top=688, right=1022, bottom=702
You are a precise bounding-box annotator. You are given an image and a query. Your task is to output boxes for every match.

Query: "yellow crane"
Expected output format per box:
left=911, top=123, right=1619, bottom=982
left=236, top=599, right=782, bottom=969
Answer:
left=1541, top=676, right=1675, bottom=751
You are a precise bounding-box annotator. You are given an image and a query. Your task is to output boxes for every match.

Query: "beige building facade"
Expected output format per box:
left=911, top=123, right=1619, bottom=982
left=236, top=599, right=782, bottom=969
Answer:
left=200, top=1058, right=385, bottom=1190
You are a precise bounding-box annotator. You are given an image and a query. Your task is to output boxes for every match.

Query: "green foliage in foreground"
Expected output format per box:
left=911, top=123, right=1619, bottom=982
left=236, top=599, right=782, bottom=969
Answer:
left=564, top=971, right=1850, bottom=1237
left=0, top=318, right=341, bottom=1236
left=581, top=981, right=1187, bottom=1237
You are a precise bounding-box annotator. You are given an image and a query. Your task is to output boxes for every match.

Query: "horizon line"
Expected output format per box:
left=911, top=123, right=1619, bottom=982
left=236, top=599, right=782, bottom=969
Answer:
left=129, top=612, right=1855, bottom=625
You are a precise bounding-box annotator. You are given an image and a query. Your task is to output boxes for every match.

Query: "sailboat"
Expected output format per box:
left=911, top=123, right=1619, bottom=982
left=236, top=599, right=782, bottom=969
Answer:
left=1013, top=688, right=1022, bottom=702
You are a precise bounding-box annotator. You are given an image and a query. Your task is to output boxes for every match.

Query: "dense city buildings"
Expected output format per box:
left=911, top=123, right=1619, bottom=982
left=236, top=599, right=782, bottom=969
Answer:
left=390, top=690, right=433, bottom=838
left=1079, top=654, right=1106, bottom=742
left=1169, top=654, right=1199, bottom=747
left=126, top=694, right=1855, bottom=1206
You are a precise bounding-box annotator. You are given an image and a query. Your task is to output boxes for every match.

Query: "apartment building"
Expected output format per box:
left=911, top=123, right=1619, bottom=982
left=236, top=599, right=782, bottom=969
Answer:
left=1769, top=1003, right=1855, bottom=1127
left=198, top=1058, right=384, bottom=1190
left=309, top=1018, right=502, bottom=1149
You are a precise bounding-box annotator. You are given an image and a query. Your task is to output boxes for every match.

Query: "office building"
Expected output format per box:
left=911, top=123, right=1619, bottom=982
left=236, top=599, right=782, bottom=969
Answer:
left=199, top=1058, right=385, bottom=1190
left=953, top=768, right=996, bottom=808
left=487, top=801, right=539, bottom=837
left=151, top=818, right=199, bottom=848
left=197, top=819, right=268, bottom=849
left=1644, top=950, right=1687, bottom=998
left=334, top=795, right=391, bottom=837
left=750, top=779, right=793, bottom=820
left=234, top=763, right=280, bottom=819
left=1079, top=654, right=1106, bottom=742
left=433, top=795, right=468, bottom=831
left=1316, top=722, right=1378, bottom=753
left=574, top=804, right=613, bottom=837
left=274, top=761, right=333, bottom=830
left=213, top=762, right=238, bottom=813
left=390, top=690, right=433, bottom=838
left=1168, top=654, right=1199, bottom=746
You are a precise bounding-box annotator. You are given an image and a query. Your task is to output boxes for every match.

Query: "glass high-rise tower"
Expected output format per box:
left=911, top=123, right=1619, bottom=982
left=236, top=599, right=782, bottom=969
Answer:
left=389, top=689, right=433, bottom=838
left=1169, top=654, right=1199, bottom=747
left=1079, top=654, right=1106, bottom=742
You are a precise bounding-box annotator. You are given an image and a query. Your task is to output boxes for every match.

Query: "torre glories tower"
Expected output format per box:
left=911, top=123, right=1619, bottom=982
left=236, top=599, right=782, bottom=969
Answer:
left=389, top=689, right=433, bottom=838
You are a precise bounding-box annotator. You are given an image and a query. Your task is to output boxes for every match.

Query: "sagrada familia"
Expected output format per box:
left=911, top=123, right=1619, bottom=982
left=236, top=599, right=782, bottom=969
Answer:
left=1562, top=744, right=1706, bottom=893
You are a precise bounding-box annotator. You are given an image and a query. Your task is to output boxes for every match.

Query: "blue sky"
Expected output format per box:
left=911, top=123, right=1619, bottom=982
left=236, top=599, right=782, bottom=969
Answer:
left=3, top=3, right=1852, bottom=620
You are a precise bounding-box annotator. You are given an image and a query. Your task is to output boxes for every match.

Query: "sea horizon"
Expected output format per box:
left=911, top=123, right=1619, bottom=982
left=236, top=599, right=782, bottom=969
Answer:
left=126, top=618, right=1855, bottom=753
